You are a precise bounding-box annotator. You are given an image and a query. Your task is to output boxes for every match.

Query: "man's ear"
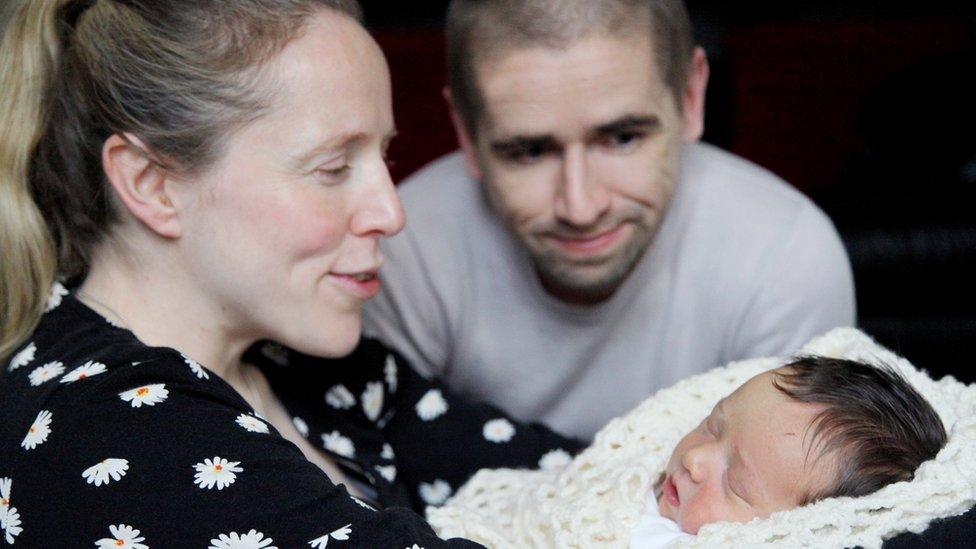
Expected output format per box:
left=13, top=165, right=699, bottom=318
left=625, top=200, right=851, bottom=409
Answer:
left=443, top=86, right=484, bottom=181
left=681, top=47, right=710, bottom=143
left=101, top=133, right=182, bottom=239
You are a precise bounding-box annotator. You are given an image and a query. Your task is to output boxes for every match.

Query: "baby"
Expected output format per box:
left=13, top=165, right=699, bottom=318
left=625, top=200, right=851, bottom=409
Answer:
left=635, top=356, right=948, bottom=547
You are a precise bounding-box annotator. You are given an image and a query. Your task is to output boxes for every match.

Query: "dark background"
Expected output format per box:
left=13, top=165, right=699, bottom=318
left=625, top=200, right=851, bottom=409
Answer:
left=359, top=1, right=976, bottom=383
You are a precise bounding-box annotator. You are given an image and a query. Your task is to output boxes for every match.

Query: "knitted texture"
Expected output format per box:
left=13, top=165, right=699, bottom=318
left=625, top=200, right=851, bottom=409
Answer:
left=428, top=328, right=976, bottom=548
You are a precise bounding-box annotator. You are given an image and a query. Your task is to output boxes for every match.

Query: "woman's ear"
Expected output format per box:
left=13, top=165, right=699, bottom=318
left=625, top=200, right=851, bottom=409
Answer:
left=101, top=133, right=182, bottom=238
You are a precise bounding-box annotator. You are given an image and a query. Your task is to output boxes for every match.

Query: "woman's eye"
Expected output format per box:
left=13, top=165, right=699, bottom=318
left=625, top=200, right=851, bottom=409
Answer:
left=314, top=165, right=351, bottom=184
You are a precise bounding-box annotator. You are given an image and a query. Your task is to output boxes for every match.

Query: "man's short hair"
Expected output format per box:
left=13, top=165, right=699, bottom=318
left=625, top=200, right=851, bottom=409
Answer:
left=773, top=356, right=948, bottom=504
left=445, top=0, right=696, bottom=134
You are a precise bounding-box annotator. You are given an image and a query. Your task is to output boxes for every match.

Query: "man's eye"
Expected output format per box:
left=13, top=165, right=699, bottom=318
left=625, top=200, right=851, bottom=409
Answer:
left=501, top=144, right=551, bottom=165
left=604, top=131, right=644, bottom=150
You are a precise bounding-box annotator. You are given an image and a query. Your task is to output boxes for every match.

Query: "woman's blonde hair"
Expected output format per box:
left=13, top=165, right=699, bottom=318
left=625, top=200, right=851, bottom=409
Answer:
left=0, top=0, right=361, bottom=361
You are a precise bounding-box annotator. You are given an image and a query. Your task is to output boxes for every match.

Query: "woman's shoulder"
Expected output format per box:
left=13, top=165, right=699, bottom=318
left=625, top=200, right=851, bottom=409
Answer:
left=1, top=291, right=242, bottom=446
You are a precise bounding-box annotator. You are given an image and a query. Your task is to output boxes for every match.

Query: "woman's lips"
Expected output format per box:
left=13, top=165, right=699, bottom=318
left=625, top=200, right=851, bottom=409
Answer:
left=664, top=475, right=680, bottom=508
left=329, top=271, right=381, bottom=300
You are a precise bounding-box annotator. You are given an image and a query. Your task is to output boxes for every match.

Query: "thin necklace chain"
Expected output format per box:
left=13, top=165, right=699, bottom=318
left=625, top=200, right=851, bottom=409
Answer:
left=76, top=289, right=267, bottom=416
left=241, top=365, right=266, bottom=416
left=75, top=289, right=131, bottom=329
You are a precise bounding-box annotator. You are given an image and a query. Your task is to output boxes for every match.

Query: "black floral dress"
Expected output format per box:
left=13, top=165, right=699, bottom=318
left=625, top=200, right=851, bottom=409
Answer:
left=0, top=286, right=581, bottom=548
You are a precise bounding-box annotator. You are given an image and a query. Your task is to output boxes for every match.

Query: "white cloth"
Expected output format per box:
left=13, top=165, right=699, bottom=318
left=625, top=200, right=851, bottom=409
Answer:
left=427, top=328, right=976, bottom=548
left=365, top=143, right=855, bottom=439
left=629, top=494, right=694, bottom=549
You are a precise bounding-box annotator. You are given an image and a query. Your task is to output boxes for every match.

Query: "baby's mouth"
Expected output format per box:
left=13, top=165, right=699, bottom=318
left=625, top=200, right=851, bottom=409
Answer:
left=663, top=474, right=681, bottom=508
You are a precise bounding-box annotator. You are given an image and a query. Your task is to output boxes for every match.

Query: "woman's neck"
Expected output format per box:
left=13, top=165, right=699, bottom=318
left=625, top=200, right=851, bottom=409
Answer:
left=78, top=249, right=255, bottom=386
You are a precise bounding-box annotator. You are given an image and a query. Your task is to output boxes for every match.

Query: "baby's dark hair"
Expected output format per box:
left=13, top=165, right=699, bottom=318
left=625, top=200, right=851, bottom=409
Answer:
left=773, top=356, right=947, bottom=504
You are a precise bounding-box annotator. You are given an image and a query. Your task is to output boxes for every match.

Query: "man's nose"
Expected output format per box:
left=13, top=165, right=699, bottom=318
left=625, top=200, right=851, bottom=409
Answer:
left=553, top=144, right=610, bottom=228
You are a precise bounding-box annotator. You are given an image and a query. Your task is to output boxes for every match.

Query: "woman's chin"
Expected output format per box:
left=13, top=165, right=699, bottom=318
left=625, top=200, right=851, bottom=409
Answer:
left=285, top=319, right=363, bottom=359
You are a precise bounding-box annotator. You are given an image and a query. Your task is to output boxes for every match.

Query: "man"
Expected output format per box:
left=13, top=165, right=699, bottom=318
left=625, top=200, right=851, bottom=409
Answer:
left=364, top=0, right=855, bottom=439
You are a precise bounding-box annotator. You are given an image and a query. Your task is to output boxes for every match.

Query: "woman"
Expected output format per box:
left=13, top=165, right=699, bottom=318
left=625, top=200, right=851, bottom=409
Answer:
left=0, top=1, right=578, bottom=546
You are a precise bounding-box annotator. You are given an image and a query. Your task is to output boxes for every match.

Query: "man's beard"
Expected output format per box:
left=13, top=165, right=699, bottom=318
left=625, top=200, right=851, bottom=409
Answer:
left=529, top=220, right=656, bottom=305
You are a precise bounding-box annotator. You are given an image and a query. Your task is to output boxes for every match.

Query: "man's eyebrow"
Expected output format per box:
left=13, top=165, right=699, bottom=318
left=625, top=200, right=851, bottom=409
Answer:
left=588, top=115, right=661, bottom=138
left=489, top=134, right=560, bottom=154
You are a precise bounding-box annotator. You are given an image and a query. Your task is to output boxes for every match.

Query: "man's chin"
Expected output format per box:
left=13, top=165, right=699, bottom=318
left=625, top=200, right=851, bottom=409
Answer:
left=534, top=265, right=630, bottom=305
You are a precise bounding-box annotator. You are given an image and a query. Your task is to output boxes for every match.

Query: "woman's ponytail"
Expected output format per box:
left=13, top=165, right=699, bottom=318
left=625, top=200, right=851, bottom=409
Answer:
left=0, top=1, right=68, bottom=361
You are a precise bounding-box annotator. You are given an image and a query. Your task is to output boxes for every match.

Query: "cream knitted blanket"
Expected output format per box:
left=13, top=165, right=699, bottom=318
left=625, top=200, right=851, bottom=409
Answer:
left=428, top=328, right=976, bottom=548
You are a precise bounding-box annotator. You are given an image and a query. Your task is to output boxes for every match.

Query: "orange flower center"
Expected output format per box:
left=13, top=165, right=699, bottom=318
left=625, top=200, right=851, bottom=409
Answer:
left=2, top=498, right=8, bottom=506
left=79, top=374, right=88, bottom=380
left=29, top=427, right=36, bottom=433
left=116, top=540, right=126, bottom=547
left=136, top=387, right=149, bottom=397
left=215, top=464, right=223, bottom=472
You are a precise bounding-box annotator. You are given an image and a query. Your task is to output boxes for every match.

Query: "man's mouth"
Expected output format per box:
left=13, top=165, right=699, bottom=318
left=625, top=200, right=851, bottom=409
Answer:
left=547, top=224, right=628, bottom=257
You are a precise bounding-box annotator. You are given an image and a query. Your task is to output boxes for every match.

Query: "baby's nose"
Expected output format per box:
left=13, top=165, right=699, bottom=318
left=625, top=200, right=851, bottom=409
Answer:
left=682, top=446, right=711, bottom=484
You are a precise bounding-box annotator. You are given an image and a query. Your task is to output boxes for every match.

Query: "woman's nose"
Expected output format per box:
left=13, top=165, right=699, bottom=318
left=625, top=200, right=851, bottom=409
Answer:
left=351, top=161, right=406, bottom=238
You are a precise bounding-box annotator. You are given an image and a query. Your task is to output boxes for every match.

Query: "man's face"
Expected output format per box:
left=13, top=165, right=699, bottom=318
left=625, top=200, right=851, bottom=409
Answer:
left=459, top=33, right=704, bottom=305
left=657, top=369, right=837, bottom=534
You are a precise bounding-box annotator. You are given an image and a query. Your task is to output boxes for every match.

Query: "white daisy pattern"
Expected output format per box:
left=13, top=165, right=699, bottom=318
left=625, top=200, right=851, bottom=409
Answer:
left=321, top=431, right=355, bottom=458
left=193, top=457, right=243, bottom=490
left=381, top=443, right=395, bottom=460
left=415, top=389, right=448, bottom=421
left=361, top=381, right=384, bottom=422
left=209, top=529, right=276, bottom=549
left=406, top=545, right=425, bottom=549
left=375, top=464, right=396, bottom=482
left=45, top=281, right=69, bottom=312
left=118, top=384, right=169, bottom=408
left=538, top=449, right=573, bottom=471
left=21, top=409, right=52, bottom=450
left=325, top=384, right=356, bottom=409
left=0, top=477, right=11, bottom=512
left=418, top=479, right=452, bottom=506
left=292, top=416, right=309, bottom=438
left=28, top=361, right=65, bottom=386
left=82, top=458, right=129, bottom=487
left=60, top=360, right=107, bottom=384
left=184, top=354, right=210, bottom=380
left=384, top=353, right=398, bottom=392
left=350, top=496, right=376, bottom=512
left=308, top=524, right=351, bottom=548
left=482, top=418, right=516, bottom=443
left=95, top=524, right=148, bottom=549
left=1, top=477, right=23, bottom=545
left=260, top=342, right=290, bottom=366
left=8, top=342, right=36, bottom=372
left=236, top=413, right=270, bottom=434
left=1, top=505, right=22, bottom=545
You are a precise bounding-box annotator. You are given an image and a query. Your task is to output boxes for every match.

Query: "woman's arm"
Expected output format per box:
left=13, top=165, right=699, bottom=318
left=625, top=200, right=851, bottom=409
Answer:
left=5, top=353, right=483, bottom=547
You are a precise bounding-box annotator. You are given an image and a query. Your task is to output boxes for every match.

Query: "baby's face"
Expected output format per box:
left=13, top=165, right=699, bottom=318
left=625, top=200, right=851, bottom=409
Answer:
left=657, top=369, right=836, bottom=534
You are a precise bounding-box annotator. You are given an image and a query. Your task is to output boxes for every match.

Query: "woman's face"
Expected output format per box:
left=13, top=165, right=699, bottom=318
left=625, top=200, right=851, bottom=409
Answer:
left=176, top=10, right=404, bottom=357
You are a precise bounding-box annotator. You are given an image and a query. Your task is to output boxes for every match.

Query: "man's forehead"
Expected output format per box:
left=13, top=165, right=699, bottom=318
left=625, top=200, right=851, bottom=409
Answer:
left=473, top=34, right=676, bottom=138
